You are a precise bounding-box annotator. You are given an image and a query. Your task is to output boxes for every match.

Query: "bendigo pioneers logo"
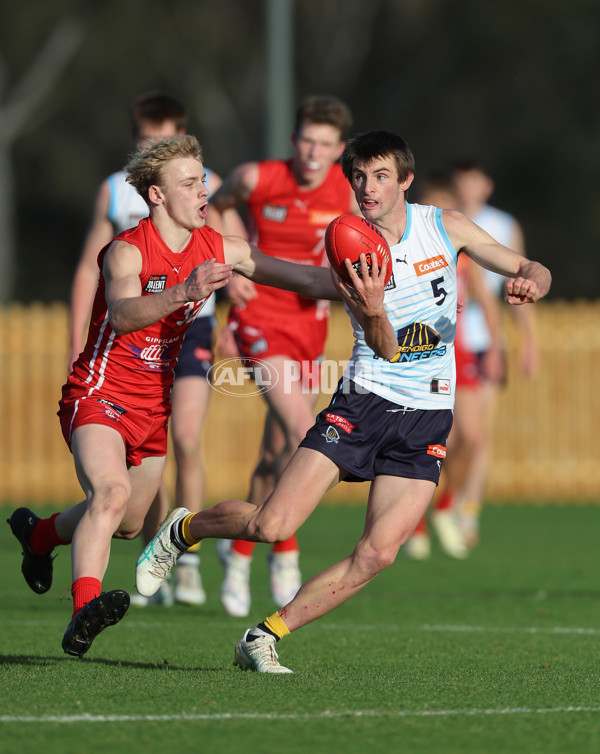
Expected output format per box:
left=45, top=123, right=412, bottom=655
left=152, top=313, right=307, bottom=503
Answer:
left=391, top=322, right=445, bottom=363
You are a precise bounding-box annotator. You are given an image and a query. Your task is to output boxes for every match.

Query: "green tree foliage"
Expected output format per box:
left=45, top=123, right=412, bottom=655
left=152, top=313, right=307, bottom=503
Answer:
left=2, top=0, right=599, bottom=301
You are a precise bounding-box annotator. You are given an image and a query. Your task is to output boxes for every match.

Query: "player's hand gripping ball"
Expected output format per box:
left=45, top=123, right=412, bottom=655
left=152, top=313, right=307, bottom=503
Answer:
left=325, top=214, right=392, bottom=286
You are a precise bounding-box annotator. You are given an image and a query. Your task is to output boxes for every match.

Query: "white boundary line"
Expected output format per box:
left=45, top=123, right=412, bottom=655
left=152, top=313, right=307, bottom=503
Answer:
left=5, top=620, right=599, bottom=636
left=2, top=707, right=600, bottom=724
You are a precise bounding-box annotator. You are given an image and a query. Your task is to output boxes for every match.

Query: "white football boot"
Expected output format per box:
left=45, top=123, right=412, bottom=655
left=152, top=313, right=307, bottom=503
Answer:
left=174, top=553, right=206, bottom=606
left=431, top=509, right=469, bottom=559
left=268, top=550, right=302, bottom=607
left=233, top=629, right=293, bottom=674
left=220, top=551, right=252, bottom=617
left=136, top=507, right=191, bottom=596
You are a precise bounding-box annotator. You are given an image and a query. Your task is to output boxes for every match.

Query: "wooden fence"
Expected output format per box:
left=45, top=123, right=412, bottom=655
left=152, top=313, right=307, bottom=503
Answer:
left=0, top=300, right=598, bottom=505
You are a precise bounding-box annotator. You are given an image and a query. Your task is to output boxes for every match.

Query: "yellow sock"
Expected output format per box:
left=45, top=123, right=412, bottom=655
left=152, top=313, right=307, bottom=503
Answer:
left=181, top=514, right=200, bottom=546
left=264, top=611, right=291, bottom=639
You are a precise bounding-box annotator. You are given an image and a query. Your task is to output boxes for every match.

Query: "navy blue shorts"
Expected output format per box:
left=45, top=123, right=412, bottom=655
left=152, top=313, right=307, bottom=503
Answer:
left=475, top=348, right=508, bottom=387
left=300, top=380, right=453, bottom=484
left=174, top=316, right=215, bottom=380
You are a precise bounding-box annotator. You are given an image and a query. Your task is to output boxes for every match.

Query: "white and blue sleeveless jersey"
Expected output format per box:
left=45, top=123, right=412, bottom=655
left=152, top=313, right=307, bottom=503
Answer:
left=107, top=168, right=216, bottom=317
left=462, top=203, right=516, bottom=352
left=107, top=170, right=148, bottom=235
left=345, top=203, right=458, bottom=410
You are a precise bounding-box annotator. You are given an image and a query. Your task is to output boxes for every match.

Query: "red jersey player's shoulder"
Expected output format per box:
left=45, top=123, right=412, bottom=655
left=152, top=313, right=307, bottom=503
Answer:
left=249, top=160, right=294, bottom=202
left=193, top=224, right=226, bottom=264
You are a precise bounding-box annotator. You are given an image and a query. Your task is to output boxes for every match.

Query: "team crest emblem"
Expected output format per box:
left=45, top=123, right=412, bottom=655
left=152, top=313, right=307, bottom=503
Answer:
left=321, top=426, right=340, bottom=444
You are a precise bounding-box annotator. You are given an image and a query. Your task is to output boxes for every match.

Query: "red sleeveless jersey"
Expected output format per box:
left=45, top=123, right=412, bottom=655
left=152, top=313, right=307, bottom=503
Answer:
left=242, top=159, right=352, bottom=318
left=69, top=217, right=224, bottom=410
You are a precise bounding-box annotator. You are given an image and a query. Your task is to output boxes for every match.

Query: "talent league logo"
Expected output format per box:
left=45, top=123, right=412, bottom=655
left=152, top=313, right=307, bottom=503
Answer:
left=144, top=275, right=167, bottom=293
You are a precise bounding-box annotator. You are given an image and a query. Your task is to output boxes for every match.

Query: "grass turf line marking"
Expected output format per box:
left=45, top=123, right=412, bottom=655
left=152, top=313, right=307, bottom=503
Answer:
left=6, top=619, right=600, bottom=636
left=322, top=623, right=600, bottom=635
left=2, top=707, right=600, bottom=724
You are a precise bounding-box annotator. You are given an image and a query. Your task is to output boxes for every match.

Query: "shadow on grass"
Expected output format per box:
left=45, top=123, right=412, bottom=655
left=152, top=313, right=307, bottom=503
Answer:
left=0, top=654, right=222, bottom=672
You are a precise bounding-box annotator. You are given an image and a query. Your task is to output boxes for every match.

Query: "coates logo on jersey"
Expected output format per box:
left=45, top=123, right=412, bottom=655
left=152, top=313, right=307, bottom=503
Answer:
left=413, top=255, right=448, bottom=277
left=144, top=275, right=167, bottom=293
left=208, top=357, right=279, bottom=397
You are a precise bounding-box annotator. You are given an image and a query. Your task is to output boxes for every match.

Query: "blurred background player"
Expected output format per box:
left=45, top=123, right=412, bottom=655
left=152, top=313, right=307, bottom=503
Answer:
left=405, top=171, right=503, bottom=559
left=210, top=94, right=358, bottom=617
left=69, top=92, right=245, bottom=605
left=449, top=160, right=539, bottom=547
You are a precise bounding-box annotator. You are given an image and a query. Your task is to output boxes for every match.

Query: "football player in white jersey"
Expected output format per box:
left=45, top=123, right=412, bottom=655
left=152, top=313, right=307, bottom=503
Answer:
left=136, top=130, right=551, bottom=674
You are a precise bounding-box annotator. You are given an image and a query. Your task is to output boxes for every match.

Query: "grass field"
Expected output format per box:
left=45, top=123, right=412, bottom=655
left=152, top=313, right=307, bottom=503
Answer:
left=1, top=502, right=599, bottom=754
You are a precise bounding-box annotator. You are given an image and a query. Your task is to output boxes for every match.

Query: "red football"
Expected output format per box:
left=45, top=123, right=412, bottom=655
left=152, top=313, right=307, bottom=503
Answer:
left=325, top=214, right=392, bottom=286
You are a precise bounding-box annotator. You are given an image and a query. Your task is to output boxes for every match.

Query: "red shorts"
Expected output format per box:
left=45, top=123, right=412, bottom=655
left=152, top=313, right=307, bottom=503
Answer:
left=230, top=309, right=328, bottom=388
left=455, top=341, right=481, bottom=389
left=58, top=384, right=170, bottom=467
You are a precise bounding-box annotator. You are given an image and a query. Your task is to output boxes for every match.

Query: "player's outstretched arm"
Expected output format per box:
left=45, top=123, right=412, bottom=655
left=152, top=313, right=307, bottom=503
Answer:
left=443, top=209, right=551, bottom=303
left=224, top=235, right=341, bottom=301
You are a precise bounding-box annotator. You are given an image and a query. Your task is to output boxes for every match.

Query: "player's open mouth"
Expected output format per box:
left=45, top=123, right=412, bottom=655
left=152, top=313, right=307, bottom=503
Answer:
left=306, top=161, right=321, bottom=170
left=361, top=199, right=378, bottom=210
left=198, top=204, right=208, bottom=217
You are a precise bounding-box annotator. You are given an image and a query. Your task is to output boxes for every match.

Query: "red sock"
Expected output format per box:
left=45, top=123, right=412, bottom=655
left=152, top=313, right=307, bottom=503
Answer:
left=232, top=540, right=256, bottom=557
left=435, top=490, right=454, bottom=511
left=272, top=534, right=298, bottom=553
left=413, top=516, right=428, bottom=535
left=29, top=513, right=70, bottom=555
left=71, top=577, right=102, bottom=617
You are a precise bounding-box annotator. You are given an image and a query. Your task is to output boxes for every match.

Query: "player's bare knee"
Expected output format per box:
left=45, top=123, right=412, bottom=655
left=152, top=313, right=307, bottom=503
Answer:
left=353, top=541, right=398, bottom=576
left=92, top=481, right=131, bottom=518
left=173, top=436, right=200, bottom=463
left=113, top=525, right=143, bottom=541
left=254, top=454, right=277, bottom=478
left=249, top=514, right=290, bottom=544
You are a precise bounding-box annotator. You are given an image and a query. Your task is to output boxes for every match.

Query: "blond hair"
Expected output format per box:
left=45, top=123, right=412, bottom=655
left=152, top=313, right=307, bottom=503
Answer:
left=126, top=134, right=203, bottom=202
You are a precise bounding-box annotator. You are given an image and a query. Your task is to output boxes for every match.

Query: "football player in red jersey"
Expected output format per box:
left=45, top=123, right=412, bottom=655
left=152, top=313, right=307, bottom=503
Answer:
left=7, top=134, right=344, bottom=658
left=209, top=96, right=359, bottom=617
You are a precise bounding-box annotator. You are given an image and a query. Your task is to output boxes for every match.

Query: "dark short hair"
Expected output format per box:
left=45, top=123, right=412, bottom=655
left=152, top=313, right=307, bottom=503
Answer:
left=293, top=95, right=353, bottom=140
left=130, top=92, right=187, bottom=137
left=341, top=130, right=415, bottom=183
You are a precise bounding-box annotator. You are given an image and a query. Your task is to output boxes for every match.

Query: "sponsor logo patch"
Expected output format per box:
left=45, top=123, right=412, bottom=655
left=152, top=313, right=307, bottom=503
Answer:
left=144, top=275, right=167, bottom=293
left=414, top=255, right=448, bottom=277
left=262, top=205, right=287, bottom=222
left=309, top=210, right=340, bottom=225
left=97, top=398, right=127, bottom=415
left=430, top=378, right=451, bottom=395
left=326, top=413, right=355, bottom=434
left=427, top=444, right=447, bottom=459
